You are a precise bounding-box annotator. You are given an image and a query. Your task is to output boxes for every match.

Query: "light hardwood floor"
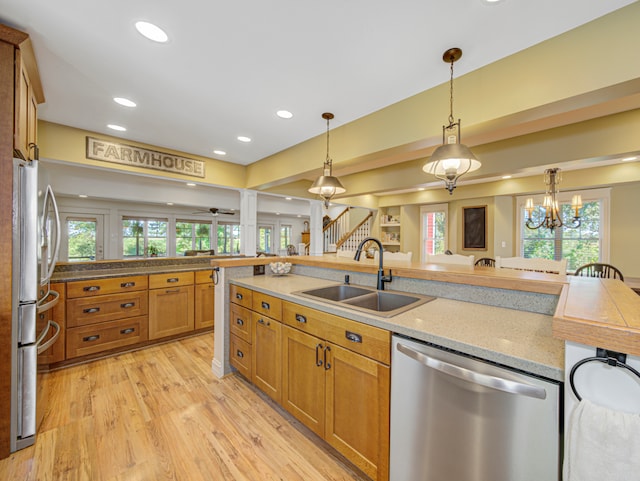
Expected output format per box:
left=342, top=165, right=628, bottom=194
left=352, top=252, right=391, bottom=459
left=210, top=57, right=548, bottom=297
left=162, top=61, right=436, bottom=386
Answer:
left=0, top=334, right=368, bottom=481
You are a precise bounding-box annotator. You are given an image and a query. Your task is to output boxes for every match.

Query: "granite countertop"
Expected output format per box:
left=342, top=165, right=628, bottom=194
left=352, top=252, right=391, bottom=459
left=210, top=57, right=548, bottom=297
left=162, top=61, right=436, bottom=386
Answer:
left=51, top=263, right=216, bottom=282
left=231, top=274, right=565, bottom=382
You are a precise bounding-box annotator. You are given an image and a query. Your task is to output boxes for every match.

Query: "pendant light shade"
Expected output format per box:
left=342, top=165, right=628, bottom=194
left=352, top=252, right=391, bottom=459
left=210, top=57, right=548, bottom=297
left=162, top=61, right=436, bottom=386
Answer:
left=423, top=48, right=481, bottom=194
left=308, top=112, right=345, bottom=207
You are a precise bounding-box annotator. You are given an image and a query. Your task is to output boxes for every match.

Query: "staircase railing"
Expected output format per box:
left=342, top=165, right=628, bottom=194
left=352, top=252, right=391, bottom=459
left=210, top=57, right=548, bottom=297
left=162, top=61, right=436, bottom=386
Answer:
left=336, top=211, right=373, bottom=251
left=323, top=207, right=350, bottom=252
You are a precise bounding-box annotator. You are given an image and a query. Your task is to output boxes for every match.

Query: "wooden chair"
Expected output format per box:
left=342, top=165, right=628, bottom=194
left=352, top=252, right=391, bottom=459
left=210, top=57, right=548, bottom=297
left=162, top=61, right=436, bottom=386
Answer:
left=374, top=251, right=413, bottom=262
left=574, top=263, right=624, bottom=281
left=495, top=256, right=567, bottom=274
left=475, top=257, right=495, bottom=267
left=426, top=253, right=475, bottom=266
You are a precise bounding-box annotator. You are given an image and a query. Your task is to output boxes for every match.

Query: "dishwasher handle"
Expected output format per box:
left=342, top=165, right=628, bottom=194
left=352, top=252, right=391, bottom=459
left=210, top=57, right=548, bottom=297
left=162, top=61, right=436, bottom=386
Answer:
left=396, top=342, right=547, bottom=400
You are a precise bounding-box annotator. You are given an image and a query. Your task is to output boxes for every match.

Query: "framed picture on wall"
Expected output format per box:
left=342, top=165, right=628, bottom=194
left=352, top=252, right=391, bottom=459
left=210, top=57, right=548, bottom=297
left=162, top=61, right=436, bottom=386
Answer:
left=463, top=205, right=487, bottom=250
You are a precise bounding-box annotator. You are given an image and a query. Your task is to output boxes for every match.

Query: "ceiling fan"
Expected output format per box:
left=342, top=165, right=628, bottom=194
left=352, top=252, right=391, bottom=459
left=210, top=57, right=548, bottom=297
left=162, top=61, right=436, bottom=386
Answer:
left=192, top=207, right=236, bottom=216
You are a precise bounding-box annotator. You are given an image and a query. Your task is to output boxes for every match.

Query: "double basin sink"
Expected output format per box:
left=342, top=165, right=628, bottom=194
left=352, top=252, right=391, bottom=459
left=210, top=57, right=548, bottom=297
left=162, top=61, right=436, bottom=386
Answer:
left=294, top=284, right=435, bottom=318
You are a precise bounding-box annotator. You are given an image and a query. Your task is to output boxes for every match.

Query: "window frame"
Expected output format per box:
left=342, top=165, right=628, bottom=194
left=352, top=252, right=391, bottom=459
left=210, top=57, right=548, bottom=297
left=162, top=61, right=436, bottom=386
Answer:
left=419, top=203, right=449, bottom=263
left=122, top=216, right=169, bottom=258
left=516, top=187, right=610, bottom=268
left=175, top=219, right=213, bottom=255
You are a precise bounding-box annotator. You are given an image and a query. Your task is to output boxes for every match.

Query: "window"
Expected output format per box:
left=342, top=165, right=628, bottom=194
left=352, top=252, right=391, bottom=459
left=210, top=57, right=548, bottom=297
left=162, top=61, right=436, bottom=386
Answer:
left=420, top=204, right=448, bottom=262
left=517, top=189, right=609, bottom=272
left=66, top=217, right=98, bottom=261
left=280, top=225, right=292, bottom=250
left=217, top=222, right=241, bottom=255
left=258, top=225, right=273, bottom=253
left=176, top=220, right=212, bottom=255
left=122, top=217, right=168, bottom=257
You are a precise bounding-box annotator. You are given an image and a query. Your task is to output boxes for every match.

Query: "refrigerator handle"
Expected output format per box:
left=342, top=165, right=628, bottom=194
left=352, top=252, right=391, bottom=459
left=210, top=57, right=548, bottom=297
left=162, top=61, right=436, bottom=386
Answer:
left=396, top=342, right=547, bottom=400
left=36, top=289, right=59, bottom=314
left=41, top=185, right=61, bottom=286
left=36, top=321, right=61, bottom=355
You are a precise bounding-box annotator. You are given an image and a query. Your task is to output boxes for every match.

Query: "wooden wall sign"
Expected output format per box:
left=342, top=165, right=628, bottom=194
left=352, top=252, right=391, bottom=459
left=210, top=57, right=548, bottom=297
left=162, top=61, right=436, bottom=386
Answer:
left=86, top=137, right=205, bottom=178
left=463, top=205, right=487, bottom=250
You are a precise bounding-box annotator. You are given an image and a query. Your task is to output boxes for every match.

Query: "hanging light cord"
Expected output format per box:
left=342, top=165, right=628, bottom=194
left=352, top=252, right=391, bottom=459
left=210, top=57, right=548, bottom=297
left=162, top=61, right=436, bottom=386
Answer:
left=325, top=116, right=331, bottom=166
left=448, top=57, right=455, bottom=126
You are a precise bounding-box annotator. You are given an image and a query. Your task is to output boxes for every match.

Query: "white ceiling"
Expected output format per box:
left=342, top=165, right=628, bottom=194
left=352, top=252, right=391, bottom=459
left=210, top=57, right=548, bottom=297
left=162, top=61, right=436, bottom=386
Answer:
left=0, top=0, right=635, bottom=165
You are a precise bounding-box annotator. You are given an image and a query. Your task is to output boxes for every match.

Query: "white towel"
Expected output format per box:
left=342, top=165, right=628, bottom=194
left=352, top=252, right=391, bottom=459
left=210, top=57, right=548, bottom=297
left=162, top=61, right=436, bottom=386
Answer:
left=564, top=399, right=640, bottom=481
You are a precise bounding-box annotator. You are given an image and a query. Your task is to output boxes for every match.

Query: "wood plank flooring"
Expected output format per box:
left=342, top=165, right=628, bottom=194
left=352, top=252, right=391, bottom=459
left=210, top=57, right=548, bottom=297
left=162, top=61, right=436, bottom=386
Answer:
left=0, top=334, right=368, bottom=481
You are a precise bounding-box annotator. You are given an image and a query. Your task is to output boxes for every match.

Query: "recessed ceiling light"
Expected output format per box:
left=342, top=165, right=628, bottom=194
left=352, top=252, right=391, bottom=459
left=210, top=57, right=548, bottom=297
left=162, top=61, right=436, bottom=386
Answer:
left=78, top=194, right=88, bottom=198
left=417, top=187, right=426, bottom=191
left=114, top=97, right=136, bottom=108
left=285, top=197, right=292, bottom=200
left=135, top=21, right=169, bottom=43
left=481, top=0, right=505, bottom=5
left=213, top=150, right=226, bottom=156
left=502, top=175, right=512, bottom=179
left=276, top=110, right=293, bottom=119
left=186, top=183, right=196, bottom=187
left=237, top=136, right=251, bottom=143
left=107, top=124, right=126, bottom=131
left=622, top=156, right=637, bottom=162
left=166, top=202, right=173, bottom=206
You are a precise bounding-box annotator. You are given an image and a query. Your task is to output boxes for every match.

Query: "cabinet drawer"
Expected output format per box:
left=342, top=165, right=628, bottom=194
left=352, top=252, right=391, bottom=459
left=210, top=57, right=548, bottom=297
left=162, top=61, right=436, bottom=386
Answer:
left=283, top=301, right=391, bottom=364
left=230, top=284, right=252, bottom=308
left=67, top=291, right=148, bottom=328
left=230, top=303, right=252, bottom=342
left=149, top=271, right=194, bottom=289
left=230, top=334, right=252, bottom=379
left=66, top=316, right=148, bottom=359
left=195, top=269, right=215, bottom=285
left=67, top=275, right=148, bottom=298
left=252, top=292, right=282, bottom=319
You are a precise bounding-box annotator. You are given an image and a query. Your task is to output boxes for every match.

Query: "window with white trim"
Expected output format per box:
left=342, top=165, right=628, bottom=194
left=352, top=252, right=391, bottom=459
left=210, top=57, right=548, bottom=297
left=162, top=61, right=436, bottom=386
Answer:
left=176, top=220, right=212, bottom=255
left=420, top=203, right=448, bottom=262
left=122, top=216, right=168, bottom=257
left=517, top=188, right=610, bottom=272
left=217, top=222, right=241, bottom=255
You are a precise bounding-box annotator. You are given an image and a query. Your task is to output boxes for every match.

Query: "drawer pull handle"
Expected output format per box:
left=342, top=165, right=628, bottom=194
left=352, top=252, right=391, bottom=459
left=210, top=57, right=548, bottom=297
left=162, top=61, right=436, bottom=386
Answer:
left=121, top=282, right=136, bottom=288
left=261, top=301, right=270, bottom=310
left=83, top=307, right=100, bottom=314
left=295, top=314, right=307, bottom=324
left=83, top=286, right=100, bottom=292
left=345, top=331, right=362, bottom=343
left=324, top=345, right=331, bottom=370
left=236, top=350, right=244, bottom=358
left=120, top=302, right=135, bottom=309
left=83, top=335, right=100, bottom=342
left=236, top=293, right=243, bottom=300
left=120, top=328, right=136, bottom=335
left=257, top=318, right=270, bottom=326
left=167, top=277, right=179, bottom=283
left=236, top=318, right=244, bottom=326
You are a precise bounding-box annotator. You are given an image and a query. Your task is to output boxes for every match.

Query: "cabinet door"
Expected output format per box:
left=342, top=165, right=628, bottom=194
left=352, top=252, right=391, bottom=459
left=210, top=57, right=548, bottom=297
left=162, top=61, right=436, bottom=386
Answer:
left=281, top=325, right=325, bottom=437
left=251, top=313, right=281, bottom=403
left=325, top=343, right=390, bottom=481
left=148, top=285, right=194, bottom=340
left=194, top=282, right=214, bottom=329
left=14, top=49, right=30, bottom=159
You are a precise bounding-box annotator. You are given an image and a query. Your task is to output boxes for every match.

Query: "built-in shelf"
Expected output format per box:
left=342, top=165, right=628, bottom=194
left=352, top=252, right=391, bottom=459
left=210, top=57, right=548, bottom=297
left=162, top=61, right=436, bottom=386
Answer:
left=380, top=223, right=401, bottom=227
left=382, top=241, right=401, bottom=246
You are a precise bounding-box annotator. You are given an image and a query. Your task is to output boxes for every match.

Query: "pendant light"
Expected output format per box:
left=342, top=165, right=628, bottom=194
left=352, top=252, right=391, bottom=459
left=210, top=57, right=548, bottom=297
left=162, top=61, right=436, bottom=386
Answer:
left=525, top=168, right=582, bottom=232
left=308, top=112, right=345, bottom=208
left=422, top=48, right=481, bottom=194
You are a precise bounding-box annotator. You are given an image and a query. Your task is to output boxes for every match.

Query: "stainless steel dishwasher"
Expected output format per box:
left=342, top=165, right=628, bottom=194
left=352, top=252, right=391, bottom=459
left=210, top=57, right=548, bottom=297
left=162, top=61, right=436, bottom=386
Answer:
left=390, top=334, right=562, bottom=481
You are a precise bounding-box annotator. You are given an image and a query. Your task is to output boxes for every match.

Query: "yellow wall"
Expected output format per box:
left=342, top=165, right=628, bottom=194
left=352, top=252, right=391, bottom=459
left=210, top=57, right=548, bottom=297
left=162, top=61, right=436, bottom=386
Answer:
left=38, top=121, right=247, bottom=189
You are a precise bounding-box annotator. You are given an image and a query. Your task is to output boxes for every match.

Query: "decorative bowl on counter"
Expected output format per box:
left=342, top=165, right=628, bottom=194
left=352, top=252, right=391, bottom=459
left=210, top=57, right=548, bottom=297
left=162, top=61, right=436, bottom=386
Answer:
left=269, top=262, right=291, bottom=276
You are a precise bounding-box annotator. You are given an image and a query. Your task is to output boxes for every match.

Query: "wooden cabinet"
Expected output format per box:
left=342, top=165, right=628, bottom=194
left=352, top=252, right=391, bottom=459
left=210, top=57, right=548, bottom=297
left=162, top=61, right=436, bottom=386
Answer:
left=281, top=301, right=390, bottom=481
left=229, top=288, right=283, bottom=403
left=148, top=271, right=194, bottom=340
left=65, top=276, right=149, bottom=359
left=14, top=48, right=39, bottom=160
left=194, top=270, right=215, bottom=330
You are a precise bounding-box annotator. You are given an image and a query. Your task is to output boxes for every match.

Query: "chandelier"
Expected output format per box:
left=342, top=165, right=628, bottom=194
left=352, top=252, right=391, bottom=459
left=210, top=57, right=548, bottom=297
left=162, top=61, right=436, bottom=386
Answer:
left=422, top=48, right=481, bottom=194
left=525, top=168, right=582, bottom=231
left=308, top=112, right=346, bottom=208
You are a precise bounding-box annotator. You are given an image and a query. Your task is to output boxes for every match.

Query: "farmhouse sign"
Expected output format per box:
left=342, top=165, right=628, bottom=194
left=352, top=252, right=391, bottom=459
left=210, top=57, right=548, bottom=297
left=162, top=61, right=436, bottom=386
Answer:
left=86, top=137, right=205, bottom=178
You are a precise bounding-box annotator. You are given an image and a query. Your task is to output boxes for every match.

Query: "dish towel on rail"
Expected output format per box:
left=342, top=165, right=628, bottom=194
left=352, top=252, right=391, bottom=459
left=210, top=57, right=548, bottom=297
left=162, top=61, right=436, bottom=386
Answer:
left=564, top=399, right=640, bottom=480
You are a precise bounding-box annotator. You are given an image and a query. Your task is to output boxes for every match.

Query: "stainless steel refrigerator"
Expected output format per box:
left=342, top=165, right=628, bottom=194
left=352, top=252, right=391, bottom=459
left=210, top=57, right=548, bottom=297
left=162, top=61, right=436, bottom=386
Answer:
left=11, top=157, right=61, bottom=452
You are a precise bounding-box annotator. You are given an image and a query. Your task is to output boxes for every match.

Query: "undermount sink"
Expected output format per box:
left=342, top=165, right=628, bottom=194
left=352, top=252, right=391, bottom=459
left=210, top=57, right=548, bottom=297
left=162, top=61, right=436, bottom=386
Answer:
left=295, top=284, right=435, bottom=317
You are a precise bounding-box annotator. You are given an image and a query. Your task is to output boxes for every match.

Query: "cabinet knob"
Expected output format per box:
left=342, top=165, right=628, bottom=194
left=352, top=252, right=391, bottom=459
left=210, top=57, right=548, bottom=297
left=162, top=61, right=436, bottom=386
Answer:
left=295, top=314, right=307, bottom=324
left=83, top=307, right=100, bottom=314
left=121, top=282, right=136, bottom=288
left=236, top=293, right=243, bottom=300
left=345, top=331, right=362, bottom=343
left=83, top=286, right=100, bottom=292
left=167, top=277, right=179, bottom=283
left=120, top=302, right=135, bottom=309
left=82, top=335, right=100, bottom=342
left=261, top=301, right=270, bottom=310
left=236, top=318, right=244, bottom=326
left=120, top=328, right=135, bottom=335
left=236, top=350, right=244, bottom=358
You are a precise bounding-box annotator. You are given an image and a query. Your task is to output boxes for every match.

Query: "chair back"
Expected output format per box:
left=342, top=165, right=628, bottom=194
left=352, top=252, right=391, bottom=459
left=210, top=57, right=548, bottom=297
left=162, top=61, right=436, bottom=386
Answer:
left=426, top=253, right=475, bottom=266
left=475, top=257, right=496, bottom=267
left=495, top=256, right=567, bottom=274
left=574, top=263, right=624, bottom=281
left=374, top=251, right=413, bottom=262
